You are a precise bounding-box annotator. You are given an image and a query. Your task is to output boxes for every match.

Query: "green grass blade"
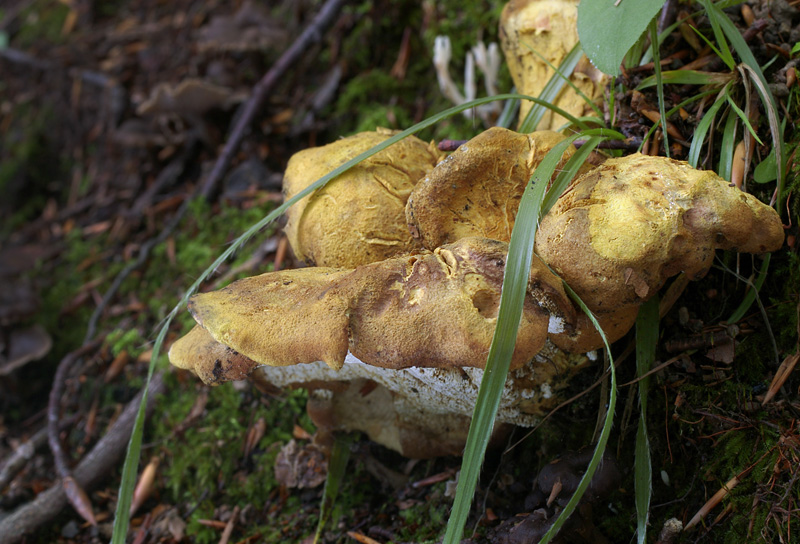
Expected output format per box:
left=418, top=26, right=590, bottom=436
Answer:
left=698, top=0, right=736, bottom=69
left=443, top=128, right=621, bottom=543
left=718, top=110, right=738, bottom=181
left=636, top=69, right=733, bottom=89
left=519, top=43, right=585, bottom=132
left=538, top=283, right=617, bottom=544
left=687, top=88, right=729, bottom=167
left=635, top=297, right=659, bottom=544
left=110, top=93, right=542, bottom=542
left=649, top=18, right=670, bottom=156
left=523, top=42, right=603, bottom=120
left=638, top=90, right=717, bottom=153
left=725, top=92, right=763, bottom=145
left=542, top=129, right=624, bottom=216
left=442, top=136, right=580, bottom=544
left=496, top=87, right=520, bottom=129
left=313, top=434, right=352, bottom=544
left=727, top=253, right=771, bottom=324
left=710, top=2, right=785, bottom=205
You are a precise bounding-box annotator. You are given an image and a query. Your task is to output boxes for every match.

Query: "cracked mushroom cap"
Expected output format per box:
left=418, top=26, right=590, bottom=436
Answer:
left=168, top=237, right=575, bottom=382
left=406, top=127, right=583, bottom=250
left=499, top=0, right=607, bottom=130
left=535, top=153, right=784, bottom=313
left=283, top=128, right=442, bottom=268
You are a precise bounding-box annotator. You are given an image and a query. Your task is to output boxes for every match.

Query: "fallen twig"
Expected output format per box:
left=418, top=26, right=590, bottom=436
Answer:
left=0, top=426, right=48, bottom=491
left=46, top=340, right=102, bottom=525
left=197, top=0, right=344, bottom=199
left=83, top=0, right=345, bottom=342
left=0, top=372, right=165, bottom=543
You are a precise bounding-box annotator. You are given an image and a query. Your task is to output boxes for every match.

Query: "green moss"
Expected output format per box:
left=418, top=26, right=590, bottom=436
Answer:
left=152, top=373, right=313, bottom=542
left=328, top=0, right=511, bottom=142
left=13, top=0, right=70, bottom=48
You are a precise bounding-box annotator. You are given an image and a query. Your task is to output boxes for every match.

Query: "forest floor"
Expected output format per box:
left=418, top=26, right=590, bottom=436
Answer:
left=0, top=1, right=799, bottom=543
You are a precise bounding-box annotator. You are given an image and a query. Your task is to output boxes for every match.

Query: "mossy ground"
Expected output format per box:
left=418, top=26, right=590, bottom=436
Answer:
left=3, top=1, right=799, bottom=542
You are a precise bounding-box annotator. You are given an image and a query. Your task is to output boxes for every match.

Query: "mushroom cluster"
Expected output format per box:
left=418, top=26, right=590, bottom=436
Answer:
left=169, top=127, right=783, bottom=458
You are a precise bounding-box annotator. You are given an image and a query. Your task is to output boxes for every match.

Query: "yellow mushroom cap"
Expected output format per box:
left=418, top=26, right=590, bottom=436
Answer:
left=499, top=0, right=607, bottom=130
left=406, top=127, right=583, bottom=250
left=168, top=237, right=575, bottom=381
left=535, top=153, right=784, bottom=313
left=283, top=129, right=442, bottom=268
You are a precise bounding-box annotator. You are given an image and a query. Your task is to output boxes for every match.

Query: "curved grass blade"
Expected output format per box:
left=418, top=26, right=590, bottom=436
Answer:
left=635, top=297, right=659, bottom=544
left=111, top=93, right=558, bottom=542
left=443, top=128, right=620, bottom=544
left=649, top=18, right=670, bottom=156
left=636, top=70, right=733, bottom=89
left=638, top=90, right=717, bottom=153
left=522, top=42, right=603, bottom=121
left=718, top=110, right=738, bottom=181
left=687, top=87, right=729, bottom=168
left=442, top=140, right=566, bottom=544
left=313, top=434, right=352, bottom=544
left=519, top=43, right=586, bottom=133
left=726, top=253, right=771, bottom=324
left=710, top=2, right=785, bottom=205
left=542, top=131, right=623, bottom=216
left=725, top=92, right=763, bottom=145
left=697, top=0, right=735, bottom=69
left=538, top=283, right=617, bottom=544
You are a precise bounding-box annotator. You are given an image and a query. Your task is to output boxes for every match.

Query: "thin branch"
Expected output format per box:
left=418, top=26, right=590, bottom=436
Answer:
left=198, top=0, right=345, bottom=199
left=1, top=373, right=166, bottom=543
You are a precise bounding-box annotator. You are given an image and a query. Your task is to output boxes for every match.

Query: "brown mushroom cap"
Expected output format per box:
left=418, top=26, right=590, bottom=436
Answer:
left=170, top=237, right=575, bottom=377
left=169, top=324, right=261, bottom=385
left=499, top=0, right=607, bottom=130
left=283, top=129, right=442, bottom=268
left=535, top=153, right=785, bottom=313
left=344, top=236, right=575, bottom=370
left=406, top=127, right=583, bottom=250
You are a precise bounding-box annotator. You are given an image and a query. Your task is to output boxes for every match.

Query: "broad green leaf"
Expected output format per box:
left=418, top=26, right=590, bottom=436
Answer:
left=753, top=148, right=777, bottom=183
left=577, top=0, right=668, bottom=76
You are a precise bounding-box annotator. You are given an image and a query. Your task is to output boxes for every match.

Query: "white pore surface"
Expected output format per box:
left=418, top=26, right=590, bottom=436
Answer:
left=255, top=346, right=578, bottom=427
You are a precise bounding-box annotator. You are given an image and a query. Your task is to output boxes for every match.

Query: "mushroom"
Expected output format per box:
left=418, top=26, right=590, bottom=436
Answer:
left=171, top=325, right=591, bottom=458
left=283, top=128, right=442, bottom=268
left=171, top=237, right=574, bottom=374
left=406, top=127, right=587, bottom=250
left=536, top=153, right=784, bottom=352
left=169, top=237, right=587, bottom=458
left=499, top=0, right=607, bottom=130
left=170, top=136, right=784, bottom=459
